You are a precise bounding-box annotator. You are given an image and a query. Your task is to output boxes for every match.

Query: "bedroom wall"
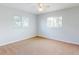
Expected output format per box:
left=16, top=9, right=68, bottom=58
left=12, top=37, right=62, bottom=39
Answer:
left=38, top=6, right=79, bottom=44
left=0, top=4, right=79, bottom=46
left=0, top=5, right=37, bottom=46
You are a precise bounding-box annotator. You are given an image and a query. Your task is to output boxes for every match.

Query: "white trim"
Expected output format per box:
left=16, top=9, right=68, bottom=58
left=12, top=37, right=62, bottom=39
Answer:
left=38, top=34, right=79, bottom=45
left=0, top=35, right=37, bottom=46
left=1, top=34, right=79, bottom=46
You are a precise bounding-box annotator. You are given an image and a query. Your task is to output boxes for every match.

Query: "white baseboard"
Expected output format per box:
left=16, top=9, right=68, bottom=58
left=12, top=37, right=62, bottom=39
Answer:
left=38, top=34, right=79, bottom=45
left=1, top=34, right=79, bottom=46
left=0, top=35, right=37, bottom=46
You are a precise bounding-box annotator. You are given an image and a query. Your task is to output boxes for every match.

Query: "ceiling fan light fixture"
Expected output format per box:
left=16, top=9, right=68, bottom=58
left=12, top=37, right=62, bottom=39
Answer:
left=38, top=3, right=45, bottom=12
left=38, top=7, right=43, bottom=12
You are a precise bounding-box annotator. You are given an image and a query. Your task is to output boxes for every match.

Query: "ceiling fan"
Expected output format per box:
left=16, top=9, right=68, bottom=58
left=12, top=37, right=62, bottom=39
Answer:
left=37, top=3, right=50, bottom=12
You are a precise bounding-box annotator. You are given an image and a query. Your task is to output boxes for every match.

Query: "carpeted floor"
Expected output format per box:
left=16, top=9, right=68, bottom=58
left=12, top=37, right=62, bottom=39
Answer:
left=0, top=36, right=79, bottom=55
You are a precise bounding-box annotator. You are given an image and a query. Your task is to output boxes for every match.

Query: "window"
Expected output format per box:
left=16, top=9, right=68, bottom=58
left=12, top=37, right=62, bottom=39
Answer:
left=14, top=16, right=29, bottom=28
left=22, top=16, right=29, bottom=27
left=47, top=16, right=62, bottom=28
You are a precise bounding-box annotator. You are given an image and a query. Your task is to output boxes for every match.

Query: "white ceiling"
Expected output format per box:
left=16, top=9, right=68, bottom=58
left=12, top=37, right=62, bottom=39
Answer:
left=0, top=3, right=79, bottom=14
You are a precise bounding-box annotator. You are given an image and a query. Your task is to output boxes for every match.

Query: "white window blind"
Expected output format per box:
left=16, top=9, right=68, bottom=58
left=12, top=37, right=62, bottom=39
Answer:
left=47, top=16, right=62, bottom=28
left=14, top=16, right=29, bottom=28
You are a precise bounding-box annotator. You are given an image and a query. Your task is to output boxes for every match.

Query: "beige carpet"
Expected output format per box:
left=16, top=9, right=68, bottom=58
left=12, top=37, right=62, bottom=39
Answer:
left=0, top=36, right=79, bottom=55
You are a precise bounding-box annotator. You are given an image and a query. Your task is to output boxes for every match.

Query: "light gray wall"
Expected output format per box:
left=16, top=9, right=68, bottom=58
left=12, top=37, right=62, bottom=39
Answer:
left=0, top=5, right=79, bottom=46
left=38, top=6, right=79, bottom=44
left=0, top=5, right=37, bottom=46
